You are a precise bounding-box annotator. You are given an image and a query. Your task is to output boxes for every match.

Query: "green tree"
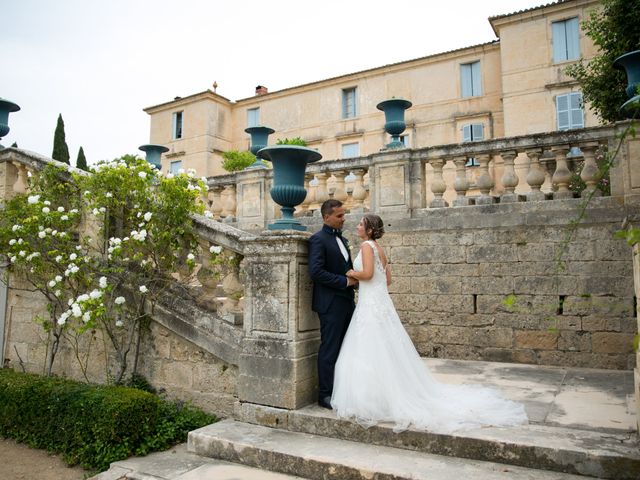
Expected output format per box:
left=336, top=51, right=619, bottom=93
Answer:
left=10, top=142, right=17, bottom=148
left=76, top=146, right=88, bottom=171
left=221, top=150, right=257, bottom=172
left=52, top=114, right=70, bottom=165
left=566, top=0, right=640, bottom=123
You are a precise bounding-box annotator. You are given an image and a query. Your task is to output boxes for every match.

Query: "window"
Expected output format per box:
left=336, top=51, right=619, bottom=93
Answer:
left=341, top=142, right=359, bottom=158
left=172, top=111, right=183, bottom=140
left=552, top=17, right=580, bottom=63
left=342, top=87, right=357, bottom=119
left=460, top=61, right=482, bottom=98
left=556, top=92, right=584, bottom=130
left=462, top=123, right=484, bottom=166
left=400, top=134, right=409, bottom=147
left=247, top=107, right=260, bottom=127
left=170, top=160, right=183, bottom=174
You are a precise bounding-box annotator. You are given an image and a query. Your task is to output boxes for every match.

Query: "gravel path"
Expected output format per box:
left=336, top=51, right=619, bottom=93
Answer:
left=0, top=437, right=88, bottom=480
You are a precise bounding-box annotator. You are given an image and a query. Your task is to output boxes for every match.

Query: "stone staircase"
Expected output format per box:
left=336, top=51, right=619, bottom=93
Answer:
left=96, top=359, right=640, bottom=479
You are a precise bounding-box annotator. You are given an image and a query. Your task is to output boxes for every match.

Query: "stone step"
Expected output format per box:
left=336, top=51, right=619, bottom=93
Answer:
left=188, top=419, right=597, bottom=480
left=235, top=403, right=640, bottom=479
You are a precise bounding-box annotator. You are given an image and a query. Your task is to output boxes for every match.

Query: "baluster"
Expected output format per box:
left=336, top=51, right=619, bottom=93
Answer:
left=332, top=170, right=348, bottom=203
left=525, top=148, right=545, bottom=201
left=475, top=154, right=494, bottom=205
left=351, top=169, right=367, bottom=212
left=221, top=184, right=237, bottom=222
left=500, top=150, right=519, bottom=203
left=452, top=156, right=470, bottom=207
left=299, top=175, right=313, bottom=214
left=580, top=142, right=601, bottom=198
left=315, top=172, right=330, bottom=207
left=211, top=185, right=224, bottom=219
left=11, top=162, right=28, bottom=194
left=551, top=145, right=573, bottom=199
left=196, top=239, right=221, bottom=311
left=428, top=158, right=447, bottom=208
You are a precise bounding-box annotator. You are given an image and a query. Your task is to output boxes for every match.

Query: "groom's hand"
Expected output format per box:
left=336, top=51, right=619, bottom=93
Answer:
left=347, top=277, right=358, bottom=287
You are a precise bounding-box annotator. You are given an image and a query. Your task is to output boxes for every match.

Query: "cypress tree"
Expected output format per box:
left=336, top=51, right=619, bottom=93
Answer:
left=76, top=146, right=88, bottom=171
left=52, top=114, right=70, bottom=165
left=10, top=142, right=17, bottom=148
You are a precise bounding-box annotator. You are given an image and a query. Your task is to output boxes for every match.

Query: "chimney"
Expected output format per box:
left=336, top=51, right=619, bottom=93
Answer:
left=255, top=85, right=268, bottom=96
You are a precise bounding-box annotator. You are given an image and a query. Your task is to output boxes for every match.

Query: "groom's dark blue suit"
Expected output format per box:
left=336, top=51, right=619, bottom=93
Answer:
left=309, top=224, right=355, bottom=400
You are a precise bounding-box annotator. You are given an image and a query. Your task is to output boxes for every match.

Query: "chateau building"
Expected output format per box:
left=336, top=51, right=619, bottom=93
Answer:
left=144, top=0, right=600, bottom=177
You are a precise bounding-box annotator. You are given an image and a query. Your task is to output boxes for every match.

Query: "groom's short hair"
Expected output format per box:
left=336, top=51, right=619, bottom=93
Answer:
left=321, top=199, right=343, bottom=218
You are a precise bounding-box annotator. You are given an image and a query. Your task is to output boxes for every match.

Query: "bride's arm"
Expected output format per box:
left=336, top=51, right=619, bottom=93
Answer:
left=385, top=264, right=392, bottom=286
left=346, top=243, right=374, bottom=281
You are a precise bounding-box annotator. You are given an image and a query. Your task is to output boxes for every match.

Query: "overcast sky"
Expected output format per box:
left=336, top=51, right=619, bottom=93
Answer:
left=2, top=0, right=547, bottom=165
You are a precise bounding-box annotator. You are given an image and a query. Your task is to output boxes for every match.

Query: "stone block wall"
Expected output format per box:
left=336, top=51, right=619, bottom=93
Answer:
left=328, top=197, right=636, bottom=370
left=3, top=275, right=237, bottom=417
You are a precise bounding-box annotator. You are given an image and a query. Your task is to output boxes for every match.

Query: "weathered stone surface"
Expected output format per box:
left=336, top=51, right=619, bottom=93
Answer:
left=515, top=330, right=558, bottom=350
left=592, top=332, right=636, bottom=354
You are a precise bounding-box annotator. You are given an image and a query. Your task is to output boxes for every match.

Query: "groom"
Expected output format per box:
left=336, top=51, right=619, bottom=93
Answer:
left=308, top=199, right=356, bottom=409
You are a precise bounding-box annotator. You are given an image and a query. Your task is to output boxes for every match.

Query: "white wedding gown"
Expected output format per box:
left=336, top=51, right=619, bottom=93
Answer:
left=331, top=241, right=528, bottom=433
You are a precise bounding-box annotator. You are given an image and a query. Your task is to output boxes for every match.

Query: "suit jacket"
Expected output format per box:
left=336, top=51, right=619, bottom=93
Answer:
left=309, top=225, right=355, bottom=314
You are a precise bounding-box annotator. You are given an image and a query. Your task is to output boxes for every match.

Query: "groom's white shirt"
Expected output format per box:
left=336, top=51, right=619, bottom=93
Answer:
left=336, top=237, right=349, bottom=261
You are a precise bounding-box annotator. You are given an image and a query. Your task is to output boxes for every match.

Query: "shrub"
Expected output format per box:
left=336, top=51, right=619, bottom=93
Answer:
left=0, top=369, right=216, bottom=471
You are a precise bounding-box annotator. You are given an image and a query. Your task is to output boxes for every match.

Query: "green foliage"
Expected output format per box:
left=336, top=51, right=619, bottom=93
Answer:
left=276, top=137, right=307, bottom=146
left=76, top=146, right=88, bottom=171
left=52, top=114, right=70, bottom=165
left=10, top=142, right=17, bottom=148
left=0, top=369, right=216, bottom=472
left=221, top=150, right=258, bottom=172
left=566, top=0, right=640, bottom=122
left=0, top=155, right=206, bottom=380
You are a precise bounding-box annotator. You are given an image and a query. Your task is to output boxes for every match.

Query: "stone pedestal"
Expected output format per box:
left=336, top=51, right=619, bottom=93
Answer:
left=238, top=230, right=319, bottom=409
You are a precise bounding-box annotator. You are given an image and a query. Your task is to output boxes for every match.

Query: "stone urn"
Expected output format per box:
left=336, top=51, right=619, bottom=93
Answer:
left=245, top=126, right=275, bottom=169
left=257, top=145, right=322, bottom=231
left=377, top=98, right=412, bottom=149
left=614, top=50, right=640, bottom=114
left=0, top=98, right=20, bottom=148
left=139, top=144, right=169, bottom=170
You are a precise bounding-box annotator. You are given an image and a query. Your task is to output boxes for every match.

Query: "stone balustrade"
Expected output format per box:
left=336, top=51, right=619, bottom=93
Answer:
left=202, top=124, right=639, bottom=231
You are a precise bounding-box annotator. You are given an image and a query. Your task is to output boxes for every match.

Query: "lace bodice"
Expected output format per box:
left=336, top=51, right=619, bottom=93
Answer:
left=353, top=240, right=388, bottom=295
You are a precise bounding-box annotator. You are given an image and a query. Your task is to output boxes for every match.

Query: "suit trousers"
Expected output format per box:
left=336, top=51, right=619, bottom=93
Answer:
left=317, top=295, right=355, bottom=399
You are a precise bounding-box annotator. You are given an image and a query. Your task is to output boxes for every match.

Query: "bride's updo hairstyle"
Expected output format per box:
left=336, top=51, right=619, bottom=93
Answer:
left=362, top=214, right=385, bottom=240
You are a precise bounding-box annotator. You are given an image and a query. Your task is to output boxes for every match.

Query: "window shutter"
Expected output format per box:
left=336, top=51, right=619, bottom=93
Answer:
left=552, top=21, right=567, bottom=62
left=566, top=17, right=580, bottom=61
left=461, top=64, right=472, bottom=97
left=570, top=92, right=584, bottom=128
left=472, top=62, right=482, bottom=96
left=462, top=124, right=472, bottom=142
left=472, top=123, right=484, bottom=141
left=556, top=94, right=570, bottom=130
left=172, top=113, right=177, bottom=139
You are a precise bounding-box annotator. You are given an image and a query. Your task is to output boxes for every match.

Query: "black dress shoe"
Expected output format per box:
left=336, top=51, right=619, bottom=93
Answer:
left=318, top=396, right=333, bottom=409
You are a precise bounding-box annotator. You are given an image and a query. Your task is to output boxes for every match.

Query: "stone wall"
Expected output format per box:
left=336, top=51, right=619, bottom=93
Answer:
left=316, top=195, right=637, bottom=370
left=3, top=274, right=238, bottom=417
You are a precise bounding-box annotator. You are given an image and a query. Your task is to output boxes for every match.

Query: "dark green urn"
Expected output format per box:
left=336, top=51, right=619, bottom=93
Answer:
left=258, top=145, right=321, bottom=231
left=377, top=98, right=412, bottom=148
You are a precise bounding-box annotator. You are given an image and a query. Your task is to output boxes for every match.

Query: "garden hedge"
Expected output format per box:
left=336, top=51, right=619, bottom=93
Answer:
left=0, top=369, right=216, bottom=471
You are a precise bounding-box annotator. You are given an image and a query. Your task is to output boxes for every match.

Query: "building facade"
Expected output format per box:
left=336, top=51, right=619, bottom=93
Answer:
left=144, top=0, right=601, bottom=177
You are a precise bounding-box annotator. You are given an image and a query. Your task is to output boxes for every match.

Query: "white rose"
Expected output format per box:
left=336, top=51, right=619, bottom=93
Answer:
left=144, top=212, right=152, bottom=222
left=42, top=207, right=50, bottom=213
left=27, top=195, right=40, bottom=204
left=139, top=285, right=148, bottom=293
left=114, top=296, right=126, bottom=305
left=138, top=171, right=147, bottom=179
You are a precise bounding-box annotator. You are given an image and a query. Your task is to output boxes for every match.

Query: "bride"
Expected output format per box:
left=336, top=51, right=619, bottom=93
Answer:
left=331, top=214, right=528, bottom=433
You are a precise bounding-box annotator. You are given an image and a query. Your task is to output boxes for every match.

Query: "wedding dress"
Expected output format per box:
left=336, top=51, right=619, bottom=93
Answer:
left=331, top=240, right=528, bottom=433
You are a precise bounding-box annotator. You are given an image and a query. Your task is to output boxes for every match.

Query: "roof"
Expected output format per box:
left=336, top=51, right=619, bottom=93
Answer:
left=235, top=40, right=500, bottom=103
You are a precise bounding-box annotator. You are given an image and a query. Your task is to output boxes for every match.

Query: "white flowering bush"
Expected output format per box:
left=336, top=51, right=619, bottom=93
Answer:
left=0, top=155, right=206, bottom=382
